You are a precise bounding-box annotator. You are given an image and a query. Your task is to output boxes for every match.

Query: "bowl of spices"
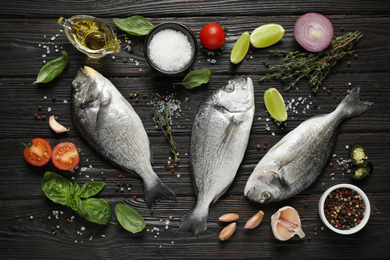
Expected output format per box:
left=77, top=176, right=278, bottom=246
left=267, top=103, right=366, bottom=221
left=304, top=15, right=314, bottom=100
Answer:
left=144, top=22, right=198, bottom=75
left=319, top=184, right=370, bottom=235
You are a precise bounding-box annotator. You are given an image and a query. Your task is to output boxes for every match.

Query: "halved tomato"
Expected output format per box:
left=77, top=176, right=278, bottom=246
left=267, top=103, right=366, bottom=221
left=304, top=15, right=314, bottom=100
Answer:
left=23, top=138, right=52, bottom=166
left=52, top=142, right=80, bottom=170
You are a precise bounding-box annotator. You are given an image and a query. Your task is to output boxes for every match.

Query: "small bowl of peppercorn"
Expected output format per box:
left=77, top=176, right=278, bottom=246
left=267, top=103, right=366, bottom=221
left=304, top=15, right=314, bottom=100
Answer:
left=318, top=183, right=370, bottom=235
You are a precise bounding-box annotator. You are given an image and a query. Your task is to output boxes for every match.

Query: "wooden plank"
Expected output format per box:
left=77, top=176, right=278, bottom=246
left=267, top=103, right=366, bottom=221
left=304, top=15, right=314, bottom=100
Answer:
left=1, top=0, right=390, bottom=18
left=0, top=16, right=389, bottom=78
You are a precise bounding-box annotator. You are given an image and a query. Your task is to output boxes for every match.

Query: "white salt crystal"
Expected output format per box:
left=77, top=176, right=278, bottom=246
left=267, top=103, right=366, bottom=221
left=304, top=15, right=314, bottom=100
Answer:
left=148, top=29, right=192, bottom=71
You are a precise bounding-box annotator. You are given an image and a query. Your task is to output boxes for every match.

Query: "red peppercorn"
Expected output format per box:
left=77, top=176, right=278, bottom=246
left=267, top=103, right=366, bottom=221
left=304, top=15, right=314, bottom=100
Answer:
left=118, top=174, right=125, bottom=178
left=345, top=190, right=349, bottom=195
left=333, top=215, right=338, bottom=219
left=333, top=95, right=336, bottom=99
left=159, top=95, right=163, bottom=100
left=133, top=195, right=137, bottom=200
left=357, top=220, right=361, bottom=224
left=349, top=52, right=352, bottom=56
left=66, top=218, right=71, bottom=223
left=171, top=169, right=175, bottom=173
left=331, top=169, right=335, bottom=173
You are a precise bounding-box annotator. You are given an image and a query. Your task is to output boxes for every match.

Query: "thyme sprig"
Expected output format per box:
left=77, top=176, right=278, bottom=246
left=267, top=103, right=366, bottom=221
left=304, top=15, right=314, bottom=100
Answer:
left=152, top=106, right=180, bottom=163
left=259, top=31, right=363, bottom=93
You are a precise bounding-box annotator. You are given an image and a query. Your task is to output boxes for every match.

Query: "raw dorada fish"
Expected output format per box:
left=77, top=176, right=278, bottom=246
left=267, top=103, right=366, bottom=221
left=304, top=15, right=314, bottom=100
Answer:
left=71, top=66, right=176, bottom=210
left=245, top=87, right=373, bottom=203
left=180, top=77, right=255, bottom=235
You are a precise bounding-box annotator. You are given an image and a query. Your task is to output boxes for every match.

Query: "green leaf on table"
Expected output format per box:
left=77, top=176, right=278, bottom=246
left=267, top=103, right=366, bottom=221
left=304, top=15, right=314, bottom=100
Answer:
left=113, top=16, right=154, bottom=36
left=173, top=69, right=211, bottom=89
left=42, top=171, right=73, bottom=206
left=33, top=51, right=68, bottom=84
left=76, top=182, right=106, bottom=198
left=76, top=198, right=111, bottom=225
left=115, top=204, right=146, bottom=233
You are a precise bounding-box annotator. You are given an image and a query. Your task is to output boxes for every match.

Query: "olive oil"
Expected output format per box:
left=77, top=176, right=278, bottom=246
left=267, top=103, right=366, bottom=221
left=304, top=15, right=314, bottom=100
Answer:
left=59, top=15, right=120, bottom=58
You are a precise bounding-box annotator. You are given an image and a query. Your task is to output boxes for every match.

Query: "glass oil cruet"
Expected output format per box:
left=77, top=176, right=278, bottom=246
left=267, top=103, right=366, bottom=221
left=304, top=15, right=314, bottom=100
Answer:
left=58, top=15, right=120, bottom=58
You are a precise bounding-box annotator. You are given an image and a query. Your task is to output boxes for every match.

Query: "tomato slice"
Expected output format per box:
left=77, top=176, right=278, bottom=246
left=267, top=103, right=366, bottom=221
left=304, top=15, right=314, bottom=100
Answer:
left=23, top=138, right=52, bottom=167
left=52, top=142, right=80, bottom=170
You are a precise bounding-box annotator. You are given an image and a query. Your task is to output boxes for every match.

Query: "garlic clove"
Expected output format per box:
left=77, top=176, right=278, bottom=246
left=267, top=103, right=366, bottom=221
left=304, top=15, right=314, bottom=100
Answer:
left=271, top=206, right=305, bottom=241
left=219, top=213, right=239, bottom=222
left=244, top=210, right=264, bottom=229
left=219, top=222, right=236, bottom=241
left=49, top=115, right=69, bottom=134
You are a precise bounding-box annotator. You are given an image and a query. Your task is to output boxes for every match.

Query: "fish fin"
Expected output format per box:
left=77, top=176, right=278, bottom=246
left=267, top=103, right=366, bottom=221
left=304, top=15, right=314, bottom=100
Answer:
left=338, top=87, right=373, bottom=118
left=148, top=139, right=154, bottom=164
left=218, top=118, right=240, bottom=153
left=179, top=202, right=209, bottom=236
left=212, top=183, right=233, bottom=204
left=143, top=178, right=176, bottom=213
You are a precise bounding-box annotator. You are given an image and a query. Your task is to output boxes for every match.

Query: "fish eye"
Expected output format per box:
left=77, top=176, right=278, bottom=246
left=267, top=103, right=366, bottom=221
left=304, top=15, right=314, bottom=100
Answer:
left=225, top=82, right=235, bottom=92
left=260, top=191, right=272, bottom=202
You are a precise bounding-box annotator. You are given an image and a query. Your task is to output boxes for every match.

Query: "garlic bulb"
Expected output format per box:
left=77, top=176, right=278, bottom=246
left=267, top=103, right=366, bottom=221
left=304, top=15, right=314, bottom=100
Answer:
left=271, top=206, right=305, bottom=241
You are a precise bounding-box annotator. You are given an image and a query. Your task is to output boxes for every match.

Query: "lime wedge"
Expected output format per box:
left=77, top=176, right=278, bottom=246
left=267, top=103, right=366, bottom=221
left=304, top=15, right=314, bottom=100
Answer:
left=250, top=24, right=285, bottom=48
left=230, top=31, right=250, bottom=64
left=264, top=88, right=288, bottom=122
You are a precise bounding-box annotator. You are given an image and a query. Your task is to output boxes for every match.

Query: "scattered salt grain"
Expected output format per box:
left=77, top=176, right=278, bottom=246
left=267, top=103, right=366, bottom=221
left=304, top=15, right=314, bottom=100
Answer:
left=148, top=29, right=192, bottom=72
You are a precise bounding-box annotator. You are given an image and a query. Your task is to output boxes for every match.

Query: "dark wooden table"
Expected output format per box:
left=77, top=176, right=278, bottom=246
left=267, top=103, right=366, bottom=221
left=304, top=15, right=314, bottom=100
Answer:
left=1, top=1, right=390, bottom=259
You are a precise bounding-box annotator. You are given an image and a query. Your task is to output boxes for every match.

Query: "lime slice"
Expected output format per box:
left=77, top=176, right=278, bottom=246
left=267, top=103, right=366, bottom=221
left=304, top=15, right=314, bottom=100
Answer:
left=250, top=24, right=285, bottom=48
left=230, top=31, right=250, bottom=64
left=264, top=88, right=288, bottom=122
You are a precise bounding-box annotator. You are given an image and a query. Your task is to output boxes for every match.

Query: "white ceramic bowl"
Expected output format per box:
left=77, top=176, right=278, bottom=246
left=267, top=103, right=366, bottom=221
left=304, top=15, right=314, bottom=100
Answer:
left=318, top=183, right=370, bottom=235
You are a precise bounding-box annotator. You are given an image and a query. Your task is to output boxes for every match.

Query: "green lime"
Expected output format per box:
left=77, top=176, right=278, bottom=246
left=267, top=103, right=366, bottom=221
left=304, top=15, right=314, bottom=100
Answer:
left=230, top=31, right=250, bottom=64
left=264, top=88, right=288, bottom=122
left=250, top=24, right=285, bottom=48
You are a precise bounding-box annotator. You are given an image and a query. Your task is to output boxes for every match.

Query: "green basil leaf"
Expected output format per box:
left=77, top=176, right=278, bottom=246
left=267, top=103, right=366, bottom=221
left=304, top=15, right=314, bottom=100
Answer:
left=33, top=51, right=68, bottom=84
left=70, top=195, right=85, bottom=215
left=76, top=182, right=105, bottom=198
left=71, top=181, right=81, bottom=197
left=113, top=16, right=154, bottom=36
left=75, top=198, right=111, bottom=225
left=174, top=69, right=211, bottom=89
left=115, top=204, right=146, bottom=233
left=42, top=171, right=73, bottom=206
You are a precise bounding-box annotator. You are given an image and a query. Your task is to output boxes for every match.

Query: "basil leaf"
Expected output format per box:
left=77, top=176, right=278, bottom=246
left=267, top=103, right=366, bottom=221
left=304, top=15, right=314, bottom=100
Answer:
left=115, top=204, right=146, bottom=233
left=76, top=182, right=105, bottom=198
left=42, top=171, right=73, bottom=206
left=174, top=69, right=211, bottom=89
left=33, top=51, right=68, bottom=84
left=75, top=198, right=111, bottom=225
left=71, top=181, right=81, bottom=197
left=113, top=16, right=154, bottom=36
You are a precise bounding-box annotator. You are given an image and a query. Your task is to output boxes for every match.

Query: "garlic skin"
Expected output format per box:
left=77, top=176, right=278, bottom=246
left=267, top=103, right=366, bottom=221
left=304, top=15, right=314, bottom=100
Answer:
left=271, top=206, right=305, bottom=241
left=49, top=115, right=69, bottom=134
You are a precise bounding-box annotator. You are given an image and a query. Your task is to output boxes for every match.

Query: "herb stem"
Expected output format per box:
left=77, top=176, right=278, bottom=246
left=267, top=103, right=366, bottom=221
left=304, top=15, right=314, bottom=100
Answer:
left=152, top=106, right=180, bottom=163
left=260, top=31, right=363, bottom=93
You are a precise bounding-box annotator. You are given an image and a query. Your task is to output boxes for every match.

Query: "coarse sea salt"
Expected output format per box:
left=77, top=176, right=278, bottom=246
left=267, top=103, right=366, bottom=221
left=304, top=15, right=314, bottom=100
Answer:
left=149, top=29, right=192, bottom=72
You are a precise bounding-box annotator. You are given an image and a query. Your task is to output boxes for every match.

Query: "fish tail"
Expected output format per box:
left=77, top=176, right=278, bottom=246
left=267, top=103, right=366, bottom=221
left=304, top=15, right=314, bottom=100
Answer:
left=339, top=87, right=373, bottom=118
left=143, top=178, right=176, bottom=212
left=179, top=202, right=209, bottom=236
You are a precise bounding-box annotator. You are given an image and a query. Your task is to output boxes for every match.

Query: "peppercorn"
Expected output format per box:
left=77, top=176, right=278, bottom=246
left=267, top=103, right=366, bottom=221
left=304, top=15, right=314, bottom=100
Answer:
left=274, top=52, right=278, bottom=56
left=263, top=61, right=269, bottom=67
left=142, top=93, right=147, bottom=98
left=129, top=93, right=134, bottom=98
left=115, top=186, right=119, bottom=191
left=329, top=84, right=333, bottom=89
left=332, top=95, right=336, bottom=99
left=102, top=174, right=107, bottom=179
left=38, top=105, right=43, bottom=110
left=52, top=96, right=57, bottom=102
left=122, top=58, right=128, bottom=63
left=314, top=231, right=318, bottom=236
left=41, top=115, right=47, bottom=120
left=253, top=66, right=256, bottom=70
left=246, top=55, right=250, bottom=60
left=304, top=202, right=309, bottom=208
left=34, top=113, right=39, bottom=119
left=112, top=56, right=116, bottom=61
left=120, top=187, right=124, bottom=192
left=328, top=90, right=332, bottom=95
left=354, top=54, right=358, bottom=59
left=346, top=61, right=352, bottom=66
left=256, top=144, right=261, bottom=150
left=135, top=98, right=139, bottom=103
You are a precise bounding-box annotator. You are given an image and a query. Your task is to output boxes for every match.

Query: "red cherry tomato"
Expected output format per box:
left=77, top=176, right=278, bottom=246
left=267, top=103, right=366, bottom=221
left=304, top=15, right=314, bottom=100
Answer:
left=23, top=138, right=52, bottom=166
left=199, top=23, right=226, bottom=50
left=52, top=142, right=80, bottom=170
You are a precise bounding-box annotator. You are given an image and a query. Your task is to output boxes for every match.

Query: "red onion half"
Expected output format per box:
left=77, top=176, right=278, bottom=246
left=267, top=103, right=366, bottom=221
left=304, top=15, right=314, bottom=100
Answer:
left=294, top=13, right=334, bottom=52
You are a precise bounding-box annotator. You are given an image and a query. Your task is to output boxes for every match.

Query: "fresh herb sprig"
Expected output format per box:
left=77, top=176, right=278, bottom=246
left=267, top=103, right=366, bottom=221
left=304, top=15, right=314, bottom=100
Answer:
left=42, top=171, right=111, bottom=225
left=259, top=31, right=363, bottom=93
left=152, top=106, right=180, bottom=163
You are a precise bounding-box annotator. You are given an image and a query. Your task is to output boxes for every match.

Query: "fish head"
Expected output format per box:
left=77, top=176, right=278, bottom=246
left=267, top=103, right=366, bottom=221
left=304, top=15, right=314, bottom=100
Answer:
left=244, top=167, right=287, bottom=203
left=71, top=66, right=110, bottom=110
left=216, top=77, right=254, bottom=112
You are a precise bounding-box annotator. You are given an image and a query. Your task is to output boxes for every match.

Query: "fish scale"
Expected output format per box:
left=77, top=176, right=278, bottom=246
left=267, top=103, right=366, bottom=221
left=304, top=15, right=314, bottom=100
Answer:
left=71, top=66, right=176, bottom=210
left=245, top=87, right=373, bottom=204
left=180, top=77, right=255, bottom=235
